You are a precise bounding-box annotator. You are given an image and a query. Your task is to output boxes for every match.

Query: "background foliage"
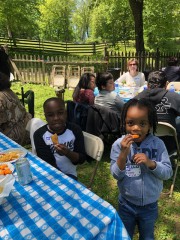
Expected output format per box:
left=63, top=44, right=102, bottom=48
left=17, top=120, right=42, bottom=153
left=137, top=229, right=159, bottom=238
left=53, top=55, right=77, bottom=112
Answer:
left=0, top=0, right=179, bottom=51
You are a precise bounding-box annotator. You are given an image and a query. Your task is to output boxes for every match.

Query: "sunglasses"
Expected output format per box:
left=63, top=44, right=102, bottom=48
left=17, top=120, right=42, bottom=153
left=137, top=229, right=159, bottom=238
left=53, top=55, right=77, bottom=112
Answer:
left=129, top=63, right=137, bottom=66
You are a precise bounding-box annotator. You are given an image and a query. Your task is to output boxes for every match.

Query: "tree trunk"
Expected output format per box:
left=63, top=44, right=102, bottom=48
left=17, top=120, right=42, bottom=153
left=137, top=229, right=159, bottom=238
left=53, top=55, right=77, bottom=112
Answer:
left=128, top=0, right=145, bottom=52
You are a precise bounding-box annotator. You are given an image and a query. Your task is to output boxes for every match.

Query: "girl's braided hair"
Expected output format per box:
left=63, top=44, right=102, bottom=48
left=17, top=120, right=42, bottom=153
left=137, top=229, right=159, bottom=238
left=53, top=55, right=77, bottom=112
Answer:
left=120, top=98, right=158, bottom=135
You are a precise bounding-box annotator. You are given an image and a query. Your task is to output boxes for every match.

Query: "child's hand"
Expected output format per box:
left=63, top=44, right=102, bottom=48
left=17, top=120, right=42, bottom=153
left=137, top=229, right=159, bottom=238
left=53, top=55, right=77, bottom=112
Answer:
left=133, top=153, right=156, bottom=169
left=121, top=135, right=134, bottom=155
left=54, top=144, right=70, bottom=156
left=117, top=135, right=134, bottom=170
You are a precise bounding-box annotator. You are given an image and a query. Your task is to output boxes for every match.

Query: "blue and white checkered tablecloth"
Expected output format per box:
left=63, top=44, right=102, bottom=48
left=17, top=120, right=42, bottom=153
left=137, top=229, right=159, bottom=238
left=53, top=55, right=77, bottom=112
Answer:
left=0, top=133, right=130, bottom=240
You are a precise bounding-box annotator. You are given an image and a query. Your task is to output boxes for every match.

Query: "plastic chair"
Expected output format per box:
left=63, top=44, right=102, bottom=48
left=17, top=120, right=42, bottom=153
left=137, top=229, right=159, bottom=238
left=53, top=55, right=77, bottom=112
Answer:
left=51, top=65, right=66, bottom=88
left=21, top=87, right=35, bottom=118
left=155, top=121, right=180, bottom=197
left=26, top=118, right=46, bottom=154
left=166, top=82, right=180, bottom=91
left=83, top=131, right=104, bottom=189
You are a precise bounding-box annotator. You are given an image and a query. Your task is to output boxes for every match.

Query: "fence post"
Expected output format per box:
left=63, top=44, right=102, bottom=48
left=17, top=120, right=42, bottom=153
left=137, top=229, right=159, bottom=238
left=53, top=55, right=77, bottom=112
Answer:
left=155, top=48, right=160, bottom=70
left=42, top=57, right=46, bottom=84
left=93, top=42, right=96, bottom=54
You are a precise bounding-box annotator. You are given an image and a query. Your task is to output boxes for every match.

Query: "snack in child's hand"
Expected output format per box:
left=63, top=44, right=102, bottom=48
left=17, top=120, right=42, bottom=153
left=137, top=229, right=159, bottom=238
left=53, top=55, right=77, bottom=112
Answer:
left=51, top=133, right=59, bottom=144
left=131, top=134, right=139, bottom=139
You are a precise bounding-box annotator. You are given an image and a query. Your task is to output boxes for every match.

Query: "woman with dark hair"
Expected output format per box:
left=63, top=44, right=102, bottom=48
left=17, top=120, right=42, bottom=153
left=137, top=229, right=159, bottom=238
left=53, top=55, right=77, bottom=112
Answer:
left=73, top=73, right=96, bottom=105
left=0, top=46, right=11, bottom=77
left=116, top=58, right=145, bottom=87
left=0, top=72, right=31, bottom=145
left=95, top=72, right=124, bottom=113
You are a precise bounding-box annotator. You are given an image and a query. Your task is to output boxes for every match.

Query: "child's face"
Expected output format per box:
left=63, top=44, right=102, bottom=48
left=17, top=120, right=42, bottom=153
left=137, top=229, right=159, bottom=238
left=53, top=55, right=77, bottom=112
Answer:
left=102, top=79, right=114, bottom=91
left=125, top=106, right=151, bottom=142
left=44, top=100, right=67, bottom=133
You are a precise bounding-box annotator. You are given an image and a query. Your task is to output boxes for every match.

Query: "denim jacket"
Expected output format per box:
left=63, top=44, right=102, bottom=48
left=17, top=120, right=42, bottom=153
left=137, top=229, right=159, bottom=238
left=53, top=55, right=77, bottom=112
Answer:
left=110, top=134, right=173, bottom=206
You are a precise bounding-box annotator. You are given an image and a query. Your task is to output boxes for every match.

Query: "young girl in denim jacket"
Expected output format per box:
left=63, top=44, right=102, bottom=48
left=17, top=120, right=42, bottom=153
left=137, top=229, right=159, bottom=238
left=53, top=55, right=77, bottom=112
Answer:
left=110, top=98, right=173, bottom=240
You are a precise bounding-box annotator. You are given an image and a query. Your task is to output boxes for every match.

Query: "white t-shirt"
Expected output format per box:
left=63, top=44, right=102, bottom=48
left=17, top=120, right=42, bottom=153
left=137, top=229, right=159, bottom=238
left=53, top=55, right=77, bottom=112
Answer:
left=117, top=72, right=145, bottom=87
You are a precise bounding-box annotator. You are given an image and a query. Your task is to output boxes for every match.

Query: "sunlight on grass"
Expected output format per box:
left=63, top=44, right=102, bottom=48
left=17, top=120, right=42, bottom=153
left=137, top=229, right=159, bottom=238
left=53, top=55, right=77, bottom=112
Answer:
left=11, top=82, right=180, bottom=240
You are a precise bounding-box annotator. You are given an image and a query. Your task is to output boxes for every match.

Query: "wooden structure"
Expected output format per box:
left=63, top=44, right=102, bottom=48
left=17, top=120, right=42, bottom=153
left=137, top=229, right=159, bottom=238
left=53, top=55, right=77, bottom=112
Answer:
left=51, top=65, right=66, bottom=88
left=7, top=50, right=180, bottom=85
left=67, top=65, right=81, bottom=89
left=81, top=66, right=95, bottom=74
left=11, top=54, right=107, bottom=85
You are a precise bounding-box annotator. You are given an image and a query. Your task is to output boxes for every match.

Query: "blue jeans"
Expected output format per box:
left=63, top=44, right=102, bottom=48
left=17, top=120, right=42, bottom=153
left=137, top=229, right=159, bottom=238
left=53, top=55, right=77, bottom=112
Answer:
left=118, top=197, right=158, bottom=240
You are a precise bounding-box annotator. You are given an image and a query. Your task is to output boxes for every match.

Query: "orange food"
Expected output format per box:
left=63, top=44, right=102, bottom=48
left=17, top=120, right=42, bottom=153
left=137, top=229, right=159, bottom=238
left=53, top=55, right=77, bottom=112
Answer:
left=0, top=164, right=8, bottom=169
left=132, top=134, right=139, bottom=139
left=51, top=133, right=59, bottom=144
left=0, top=164, right=12, bottom=175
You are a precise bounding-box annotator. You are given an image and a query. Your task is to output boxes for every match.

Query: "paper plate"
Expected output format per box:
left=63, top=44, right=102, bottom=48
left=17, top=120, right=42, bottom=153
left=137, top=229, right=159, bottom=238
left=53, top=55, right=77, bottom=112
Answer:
left=0, top=148, right=27, bottom=163
left=0, top=174, right=15, bottom=204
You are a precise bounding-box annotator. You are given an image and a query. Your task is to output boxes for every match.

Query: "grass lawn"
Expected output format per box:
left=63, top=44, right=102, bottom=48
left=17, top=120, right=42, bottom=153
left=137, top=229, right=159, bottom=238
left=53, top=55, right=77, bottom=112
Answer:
left=11, top=82, right=180, bottom=240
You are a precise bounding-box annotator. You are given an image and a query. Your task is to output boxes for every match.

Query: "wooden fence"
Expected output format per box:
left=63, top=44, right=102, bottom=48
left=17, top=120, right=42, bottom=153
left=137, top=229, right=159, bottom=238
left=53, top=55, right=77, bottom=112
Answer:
left=10, top=50, right=180, bottom=85
left=11, top=54, right=108, bottom=85
left=1, top=37, right=179, bottom=84
left=0, top=37, right=106, bottom=55
left=107, top=49, right=180, bottom=74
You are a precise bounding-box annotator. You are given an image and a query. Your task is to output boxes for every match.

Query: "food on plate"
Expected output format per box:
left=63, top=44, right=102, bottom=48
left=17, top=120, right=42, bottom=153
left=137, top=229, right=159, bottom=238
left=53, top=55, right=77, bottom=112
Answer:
left=0, top=186, right=3, bottom=194
left=119, top=91, right=126, bottom=95
left=0, top=164, right=12, bottom=175
left=0, top=151, right=22, bottom=163
left=51, top=133, right=59, bottom=144
left=131, top=134, right=140, bottom=139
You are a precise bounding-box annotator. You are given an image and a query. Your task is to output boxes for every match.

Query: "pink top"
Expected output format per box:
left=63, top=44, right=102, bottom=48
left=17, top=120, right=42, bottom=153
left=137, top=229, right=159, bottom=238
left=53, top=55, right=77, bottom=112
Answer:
left=74, top=89, right=94, bottom=105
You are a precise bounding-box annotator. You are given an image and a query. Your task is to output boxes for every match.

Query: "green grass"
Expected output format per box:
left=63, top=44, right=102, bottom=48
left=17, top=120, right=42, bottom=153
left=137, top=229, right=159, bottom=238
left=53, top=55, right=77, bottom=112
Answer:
left=11, top=82, right=180, bottom=240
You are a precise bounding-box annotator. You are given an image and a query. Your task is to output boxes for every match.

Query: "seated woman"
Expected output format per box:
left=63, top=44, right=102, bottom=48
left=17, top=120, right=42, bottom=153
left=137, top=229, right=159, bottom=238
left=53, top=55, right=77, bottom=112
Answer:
left=116, top=58, right=145, bottom=87
left=95, top=72, right=124, bottom=114
left=73, top=73, right=96, bottom=105
left=0, top=71, right=32, bottom=145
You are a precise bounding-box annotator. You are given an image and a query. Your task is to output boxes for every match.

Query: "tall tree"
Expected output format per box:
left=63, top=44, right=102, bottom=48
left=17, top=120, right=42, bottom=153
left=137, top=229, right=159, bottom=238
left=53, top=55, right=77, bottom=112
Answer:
left=128, top=0, right=145, bottom=52
left=0, top=0, right=40, bottom=40
left=144, top=0, right=180, bottom=51
left=90, top=0, right=133, bottom=46
left=39, top=0, right=75, bottom=41
left=72, top=0, right=92, bottom=42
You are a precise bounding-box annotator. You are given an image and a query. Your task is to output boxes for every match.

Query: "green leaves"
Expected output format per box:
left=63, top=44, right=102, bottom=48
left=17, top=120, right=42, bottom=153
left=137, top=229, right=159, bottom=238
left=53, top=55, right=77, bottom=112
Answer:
left=0, top=0, right=179, bottom=51
left=0, top=0, right=40, bottom=39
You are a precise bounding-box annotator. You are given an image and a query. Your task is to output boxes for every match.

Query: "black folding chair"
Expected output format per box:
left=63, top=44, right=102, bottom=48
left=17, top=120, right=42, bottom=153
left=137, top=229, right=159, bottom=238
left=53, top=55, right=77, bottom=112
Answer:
left=21, top=87, right=35, bottom=118
left=86, top=104, right=121, bottom=143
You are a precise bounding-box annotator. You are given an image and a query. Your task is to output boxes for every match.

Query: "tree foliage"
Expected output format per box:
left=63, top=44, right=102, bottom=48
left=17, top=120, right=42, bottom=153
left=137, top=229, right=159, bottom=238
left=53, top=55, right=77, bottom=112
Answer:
left=144, top=0, right=180, bottom=51
left=90, top=0, right=134, bottom=45
left=0, top=0, right=40, bottom=39
left=0, top=0, right=179, bottom=51
left=38, top=0, right=75, bottom=41
left=71, top=0, right=92, bottom=42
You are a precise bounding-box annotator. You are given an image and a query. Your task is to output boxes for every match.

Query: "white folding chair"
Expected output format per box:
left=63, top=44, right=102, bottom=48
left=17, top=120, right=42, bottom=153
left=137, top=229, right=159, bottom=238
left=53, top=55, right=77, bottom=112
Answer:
left=83, top=131, right=104, bottom=189
left=26, top=118, right=46, bottom=154
left=155, top=122, right=180, bottom=197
